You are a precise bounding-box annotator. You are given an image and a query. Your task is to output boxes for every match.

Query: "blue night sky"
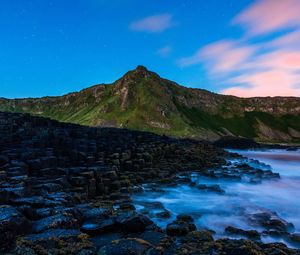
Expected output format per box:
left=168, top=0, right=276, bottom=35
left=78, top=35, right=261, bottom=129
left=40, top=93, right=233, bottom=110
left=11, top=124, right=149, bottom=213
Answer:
left=1, top=0, right=300, bottom=98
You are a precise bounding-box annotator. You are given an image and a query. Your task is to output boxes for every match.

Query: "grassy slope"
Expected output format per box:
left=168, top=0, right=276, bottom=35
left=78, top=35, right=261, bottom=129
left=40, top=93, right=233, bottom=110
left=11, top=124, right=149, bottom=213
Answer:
left=0, top=67, right=300, bottom=143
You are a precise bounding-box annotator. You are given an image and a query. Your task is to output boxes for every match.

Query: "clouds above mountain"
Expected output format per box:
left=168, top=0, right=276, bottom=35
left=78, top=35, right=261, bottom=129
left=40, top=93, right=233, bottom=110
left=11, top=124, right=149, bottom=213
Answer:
left=129, top=14, right=175, bottom=33
left=179, top=0, right=300, bottom=97
left=233, top=0, right=300, bottom=36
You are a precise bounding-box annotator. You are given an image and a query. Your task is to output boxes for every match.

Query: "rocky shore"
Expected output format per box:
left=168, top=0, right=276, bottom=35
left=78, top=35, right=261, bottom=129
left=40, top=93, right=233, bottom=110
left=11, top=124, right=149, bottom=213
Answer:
left=0, top=112, right=299, bottom=255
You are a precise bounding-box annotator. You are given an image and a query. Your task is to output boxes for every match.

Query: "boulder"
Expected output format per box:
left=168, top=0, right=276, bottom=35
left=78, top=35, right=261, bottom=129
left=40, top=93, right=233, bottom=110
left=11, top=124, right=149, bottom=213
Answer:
left=225, top=226, right=261, bottom=240
left=32, top=213, right=80, bottom=233
left=166, top=216, right=197, bottom=237
left=183, top=230, right=214, bottom=242
left=248, top=211, right=294, bottom=232
left=81, top=219, right=117, bottom=236
left=116, top=212, right=154, bottom=233
left=97, top=238, right=152, bottom=255
left=0, top=205, right=32, bottom=249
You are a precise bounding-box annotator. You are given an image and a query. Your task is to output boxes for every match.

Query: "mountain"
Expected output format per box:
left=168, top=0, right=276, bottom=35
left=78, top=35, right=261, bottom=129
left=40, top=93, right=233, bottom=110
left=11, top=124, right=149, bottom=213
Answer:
left=1, top=65, right=300, bottom=143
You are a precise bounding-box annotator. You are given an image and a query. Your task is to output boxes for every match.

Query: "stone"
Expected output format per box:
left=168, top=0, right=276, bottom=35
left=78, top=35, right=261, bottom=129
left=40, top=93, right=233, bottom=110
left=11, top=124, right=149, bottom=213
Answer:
left=176, top=214, right=194, bottom=222
left=81, top=219, right=117, bottom=236
left=97, top=238, right=152, bottom=255
left=82, top=207, right=111, bottom=221
left=116, top=212, right=154, bottom=233
left=0, top=205, right=32, bottom=249
left=248, top=211, right=294, bottom=232
left=290, top=233, right=300, bottom=244
left=32, top=213, right=80, bottom=233
left=184, top=230, right=214, bottom=242
left=225, top=226, right=261, bottom=240
left=166, top=214, right=197, bottom=236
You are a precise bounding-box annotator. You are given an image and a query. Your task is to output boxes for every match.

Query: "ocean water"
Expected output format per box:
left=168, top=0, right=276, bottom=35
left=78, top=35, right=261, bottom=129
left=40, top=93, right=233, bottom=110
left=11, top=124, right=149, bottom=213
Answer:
left=133, top=149, right=300, bottom=247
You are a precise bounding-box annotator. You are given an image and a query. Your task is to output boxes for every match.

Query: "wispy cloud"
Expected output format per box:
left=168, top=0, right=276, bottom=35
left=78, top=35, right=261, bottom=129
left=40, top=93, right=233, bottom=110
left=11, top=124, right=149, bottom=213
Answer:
left=178, top=40, right=255, bottom=73
left=233, top=0, right=300, bottom=36
left=129, top=14, right=175, bottom=33
left=156, top=45, right=172, bottom=57
left=222, top=70, right=300, bottom=97
left=178, top=0, right=300, bottom=97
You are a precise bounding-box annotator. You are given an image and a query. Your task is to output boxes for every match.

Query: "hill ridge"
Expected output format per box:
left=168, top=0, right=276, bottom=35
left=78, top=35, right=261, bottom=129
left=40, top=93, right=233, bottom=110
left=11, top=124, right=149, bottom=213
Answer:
left=0, top=66, right=300, bottom=143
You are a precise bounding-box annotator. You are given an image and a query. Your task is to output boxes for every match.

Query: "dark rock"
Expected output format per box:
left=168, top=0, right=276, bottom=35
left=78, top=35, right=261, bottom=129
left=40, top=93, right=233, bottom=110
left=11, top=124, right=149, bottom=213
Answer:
left=183, top=230, right=214, bottom=242
left=119, top=203, right=136, bottom=211
left=97, top=238, right=152, bottom=255
left=24, top=228, right=81, bottom=241
left=155, top=210, right=171, bottom=219
left=214, top=136, right=260, bottom=149
left=176, top=214, right=194, bottom=222
left=81, top=219, right=117, bottom=236
left=196, top=184, right=225, bottom=194
left=248, top=211, right=294, bottom=232
left=290, top=233, right=300, bottom=244
left=32, top=213, right=80, bottom=233
left=91, top=233, right=123, bottom=249
left=116, top=212, right=154, bottom=233
left=166, top=216, right=197, bottom=237
left=82, top=207, right=111, bottom=221
left=0, top=155, right=9, bottom=167
left=225, top=226, right=261, bottom=240
left=0, top=205, right=32, bottom=249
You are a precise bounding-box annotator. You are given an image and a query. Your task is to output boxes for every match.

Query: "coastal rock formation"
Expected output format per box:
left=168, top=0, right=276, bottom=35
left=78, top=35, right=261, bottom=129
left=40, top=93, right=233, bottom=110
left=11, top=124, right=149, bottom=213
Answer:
left=0, top=112, right=299, bottom=254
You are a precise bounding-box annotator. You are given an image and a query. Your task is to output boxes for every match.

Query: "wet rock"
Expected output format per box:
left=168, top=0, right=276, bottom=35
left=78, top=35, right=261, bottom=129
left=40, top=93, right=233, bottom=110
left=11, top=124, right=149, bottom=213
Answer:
left=0, top=205, right=32, bottom=250
left=91, top=233, right=123, bottom=249
left=17, top=229, right=95, bottom=255
left=166, top=216, right=197, bottom=237
left=116, top=212, right=154, bottom=233
left=137, top=201, right=165, bottom=210
left=97, top=238, right=152, bottom=255
left=248, top=211, right=294, bottom=232
left=119, top=203, right=136, bottom=211
left=4, top=112, right=297, bottom=254
left=290, top=233, right=300, bottom=244
left=183, top=230, right=214, bottom=243
left=225, top=226, right=261, bottom=240
left=155, top=210, right=171, bottom=219
left=0, top=186, right=25, bottom=203
left=0, top=155, right=9, bottom=167
left=176, top=214, right=194, bottom=222
left=32, top=213, right=80, bottom=233
left=24, top=228, right=81, bottom=242
left=134, top=230, right=166, bottom=246
left=262, top=230, right=290, bottom=239
left=11, top=196, right=56, bottom=208
left=196, top=184, right=225, bottom=194
left=81, top=219, right=117, bottom=236
left=33, top=182, right=63, bottom=193
left=81, top=207, right=111, bottom=221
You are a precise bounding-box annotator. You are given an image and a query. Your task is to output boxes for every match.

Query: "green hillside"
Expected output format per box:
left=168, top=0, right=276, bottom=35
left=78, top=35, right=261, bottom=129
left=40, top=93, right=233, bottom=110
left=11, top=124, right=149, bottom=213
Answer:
left=1, top=66, right=300, bottom=143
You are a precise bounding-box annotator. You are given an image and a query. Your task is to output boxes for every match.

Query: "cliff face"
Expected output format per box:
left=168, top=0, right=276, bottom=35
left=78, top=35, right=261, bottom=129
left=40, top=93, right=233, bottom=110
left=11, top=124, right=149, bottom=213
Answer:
left=1, top=66, right=300, bottom=143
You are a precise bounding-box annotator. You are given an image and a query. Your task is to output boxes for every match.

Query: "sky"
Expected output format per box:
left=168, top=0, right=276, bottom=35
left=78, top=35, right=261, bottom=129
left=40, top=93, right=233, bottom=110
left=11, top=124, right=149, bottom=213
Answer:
left=1, top=0, right=300, bottom=98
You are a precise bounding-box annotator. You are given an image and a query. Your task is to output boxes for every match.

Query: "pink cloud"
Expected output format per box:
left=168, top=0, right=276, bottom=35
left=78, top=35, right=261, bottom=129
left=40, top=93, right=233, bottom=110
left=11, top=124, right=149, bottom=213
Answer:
left=178, top=40, right=255, bottom=72
left=257, top=51, right=300, bottom=70
left=156, top=45, right=172, bottom=57
left=129, top=14, right=175, bottom=33
left=234, top=0, right=300, bottom=36
left=222, top=70, right=300, bottom=97
left=269, top=30, right=300, bottom=48
left=177, top=0, right=300, bottom=97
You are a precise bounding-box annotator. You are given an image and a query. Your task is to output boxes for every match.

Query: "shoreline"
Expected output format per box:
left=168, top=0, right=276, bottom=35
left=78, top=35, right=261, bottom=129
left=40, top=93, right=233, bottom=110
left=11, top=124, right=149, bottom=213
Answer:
left=0, top=112, right=299, bottom=254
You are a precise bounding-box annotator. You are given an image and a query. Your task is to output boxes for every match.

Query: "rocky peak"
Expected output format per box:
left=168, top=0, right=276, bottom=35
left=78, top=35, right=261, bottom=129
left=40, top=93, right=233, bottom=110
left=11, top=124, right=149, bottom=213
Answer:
left=114, top=65, right=159, bottom=91
left=126, top=65, right=159, bottom=80
left=135, top=65, right=149, bottom=72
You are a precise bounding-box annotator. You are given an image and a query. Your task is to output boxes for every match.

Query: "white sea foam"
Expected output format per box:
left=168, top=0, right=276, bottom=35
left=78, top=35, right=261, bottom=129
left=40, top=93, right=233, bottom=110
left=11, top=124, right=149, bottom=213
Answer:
left=133, top=149, right=300, bottom=248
